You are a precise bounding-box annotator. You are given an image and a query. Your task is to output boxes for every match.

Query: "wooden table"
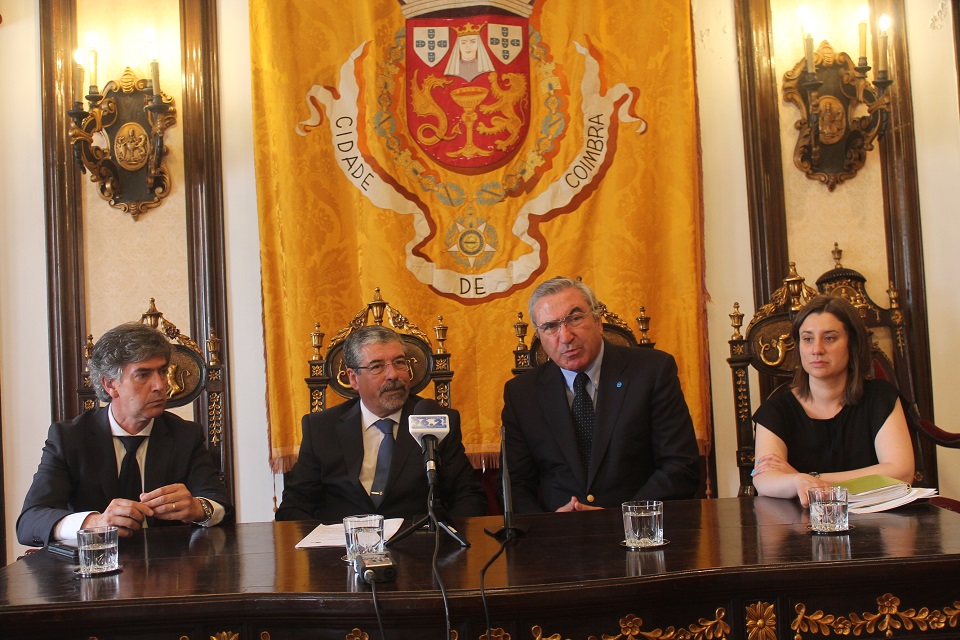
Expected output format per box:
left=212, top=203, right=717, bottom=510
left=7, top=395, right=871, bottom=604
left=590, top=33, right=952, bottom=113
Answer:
left=2, top=497, right=960, bottom=639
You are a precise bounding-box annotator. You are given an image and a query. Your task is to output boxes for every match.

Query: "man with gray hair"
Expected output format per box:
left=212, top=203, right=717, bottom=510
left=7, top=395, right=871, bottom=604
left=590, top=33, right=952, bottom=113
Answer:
left=277, top=325, right=486, bottom=523
left=17, top=322, right=232, bottom=547
left=501, top=276, right=700, bottom=512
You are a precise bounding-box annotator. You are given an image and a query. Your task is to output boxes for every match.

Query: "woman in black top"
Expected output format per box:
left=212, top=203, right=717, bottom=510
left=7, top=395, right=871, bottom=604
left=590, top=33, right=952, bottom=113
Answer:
left=752, top=295, right=914, bottom=505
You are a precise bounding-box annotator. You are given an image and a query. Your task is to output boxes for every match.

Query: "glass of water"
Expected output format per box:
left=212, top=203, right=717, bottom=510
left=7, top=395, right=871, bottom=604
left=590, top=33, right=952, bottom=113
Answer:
left=622, top=500, right=664, bottom=548
left=807, top=486, right=850, bottom=534
left=76, top=526, right=120, bottom=577
left=343, top=514, right=385, bottom=563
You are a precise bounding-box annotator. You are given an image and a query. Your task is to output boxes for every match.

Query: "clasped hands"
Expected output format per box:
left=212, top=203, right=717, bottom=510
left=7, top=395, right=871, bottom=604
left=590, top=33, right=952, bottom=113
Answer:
left=556, top=496, right=603, bottom=512
left=753, top=453, right=829, bottom=506
left=82, top=483, right=205, bottom=537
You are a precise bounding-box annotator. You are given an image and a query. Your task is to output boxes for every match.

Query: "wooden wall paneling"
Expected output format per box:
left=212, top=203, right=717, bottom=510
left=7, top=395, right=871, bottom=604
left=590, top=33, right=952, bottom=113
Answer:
left=180, top=0, right=234, bottom=501
left=41, top=0, right=86, bottom=423
left=873, top=0, right=937, bottom=482
left=734, top=0, right=790, bottom=402
left=734, top=0, right=790, bottom=309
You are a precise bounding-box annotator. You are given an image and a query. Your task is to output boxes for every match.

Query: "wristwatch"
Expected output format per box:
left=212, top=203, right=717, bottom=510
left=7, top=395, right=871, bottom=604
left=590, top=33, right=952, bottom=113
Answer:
left=809, top=472, right=821, bottom=479
left=193, top=497, right=214, bottom=525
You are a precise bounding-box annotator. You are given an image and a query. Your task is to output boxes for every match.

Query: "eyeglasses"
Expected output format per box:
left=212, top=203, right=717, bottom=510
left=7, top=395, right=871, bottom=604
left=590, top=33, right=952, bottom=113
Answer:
left=535, top=311, right=593, bottom=336
left=352, top=357, right=414, bottom=376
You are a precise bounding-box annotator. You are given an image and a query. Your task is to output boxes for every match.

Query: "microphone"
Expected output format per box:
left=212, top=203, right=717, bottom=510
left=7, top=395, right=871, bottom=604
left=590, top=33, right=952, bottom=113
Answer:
left=408, top=398, right=450, bottom=487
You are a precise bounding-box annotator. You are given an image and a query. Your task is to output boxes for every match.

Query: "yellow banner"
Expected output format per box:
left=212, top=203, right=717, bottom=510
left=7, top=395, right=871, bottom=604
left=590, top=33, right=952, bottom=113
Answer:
left=250, top=0, right=709, bottom=472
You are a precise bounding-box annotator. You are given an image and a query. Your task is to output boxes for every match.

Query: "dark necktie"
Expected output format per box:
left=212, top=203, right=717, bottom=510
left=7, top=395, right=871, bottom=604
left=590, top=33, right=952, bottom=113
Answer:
left=117, top=436, right=147, bottom=501
left=572, top=372, right=595, bottom=472
left=370, top=419, right=395, bottom=507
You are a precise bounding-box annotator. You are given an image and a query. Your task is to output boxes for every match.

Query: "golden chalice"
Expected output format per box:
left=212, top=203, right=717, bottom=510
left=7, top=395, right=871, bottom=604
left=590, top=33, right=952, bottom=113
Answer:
left=447, top=86, right=492, bottom=159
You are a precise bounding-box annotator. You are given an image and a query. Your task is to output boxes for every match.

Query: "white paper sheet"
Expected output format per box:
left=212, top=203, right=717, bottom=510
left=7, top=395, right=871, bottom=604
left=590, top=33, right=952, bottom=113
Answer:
left=294, top=518, right=405, bottom=549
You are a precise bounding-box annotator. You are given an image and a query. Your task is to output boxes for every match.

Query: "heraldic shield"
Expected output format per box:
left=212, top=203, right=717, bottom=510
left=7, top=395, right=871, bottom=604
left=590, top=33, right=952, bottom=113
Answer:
left=405, top=11, right=531, bottom=171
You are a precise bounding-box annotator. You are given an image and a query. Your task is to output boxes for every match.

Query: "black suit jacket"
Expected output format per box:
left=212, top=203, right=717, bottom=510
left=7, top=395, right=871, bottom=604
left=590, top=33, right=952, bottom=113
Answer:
left=16, top=407, right=233, bottom=547
left=275, top=395, right=487, bottom=523
left=501, top=342, right=700, bottom=512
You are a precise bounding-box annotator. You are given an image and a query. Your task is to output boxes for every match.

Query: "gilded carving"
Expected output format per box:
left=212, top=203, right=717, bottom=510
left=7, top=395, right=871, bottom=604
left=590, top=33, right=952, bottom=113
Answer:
left=516, top=353, right=530, bottom=368
left=791, top=593, right=960, bottom=638
left=311, top=363, right=322, bottom=376
left=533, top=609, right=730, bottom=640
left=210, top=632, right=239, bottom=640
left=435, top=358, right=450, bottom=371
left=758, top=334, right=794, bottom=367
left=209, top=392, right=223, bottom=445
left=732, top=344, right=744, bottom=356
left=746, top=602, right=777, bottom=640
left=481, top=628, right=510, bottom=640
left=84, top=399, right=96, bottom=410
left=311, top=389, right=325, bottom=413
left=735, top=368, right=749, bottom=422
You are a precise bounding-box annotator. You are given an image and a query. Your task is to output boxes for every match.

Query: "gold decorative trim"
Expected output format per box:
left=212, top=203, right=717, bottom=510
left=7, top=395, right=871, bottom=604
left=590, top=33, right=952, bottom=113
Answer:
left=208, top=391, right=223, bottom=445
left=734, top=368, right=749, bottom=422
left=533, top=609, right=730, bottom=640
left=746, top=601, right=777, bottom=640
left=210, top=632, right=239, bottom=640
left=792, top=593, right=960, bottom=638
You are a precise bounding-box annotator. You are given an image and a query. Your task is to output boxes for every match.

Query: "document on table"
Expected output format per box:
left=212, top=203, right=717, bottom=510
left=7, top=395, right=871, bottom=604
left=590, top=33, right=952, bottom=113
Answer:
left=295, top=518, right=405, bottom=549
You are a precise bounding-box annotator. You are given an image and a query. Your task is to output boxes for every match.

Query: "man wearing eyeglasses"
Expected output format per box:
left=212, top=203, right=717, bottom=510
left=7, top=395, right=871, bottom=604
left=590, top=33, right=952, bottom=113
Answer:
left=501, top=277, right=700, bottom=512
left=276, top=325, right=487, bottom=523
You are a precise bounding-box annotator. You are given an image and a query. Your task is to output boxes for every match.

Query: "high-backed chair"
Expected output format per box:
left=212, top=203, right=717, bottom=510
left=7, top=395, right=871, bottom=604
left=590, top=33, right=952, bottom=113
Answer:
left=79, top=299, right=229, bottom=490
left=727, top=263, right=819, bottom=494
left=305, top=288, right=453, bottom=413
left=510, top=300, right=655, bottom=375
left=729, top=249, right=960, bottom=495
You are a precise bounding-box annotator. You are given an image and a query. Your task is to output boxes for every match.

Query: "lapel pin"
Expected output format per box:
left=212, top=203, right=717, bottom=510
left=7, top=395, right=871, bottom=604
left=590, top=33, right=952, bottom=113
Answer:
left=617, top=382, right=623, bottom=388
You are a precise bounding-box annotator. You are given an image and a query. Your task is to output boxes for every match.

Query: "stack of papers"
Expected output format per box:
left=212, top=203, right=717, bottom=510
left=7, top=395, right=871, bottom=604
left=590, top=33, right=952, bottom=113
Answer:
left=295, top=518, right=405, bottom=549
left=836, top=475, right=938, bottom=514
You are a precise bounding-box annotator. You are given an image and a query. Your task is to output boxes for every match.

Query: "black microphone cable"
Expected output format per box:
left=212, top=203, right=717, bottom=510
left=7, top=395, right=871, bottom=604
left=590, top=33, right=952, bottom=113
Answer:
left=478, top=533, right=510, bottom=638
left=365, top=571, right=388, bottom=640
left=427, top=484, right=453, bottom=639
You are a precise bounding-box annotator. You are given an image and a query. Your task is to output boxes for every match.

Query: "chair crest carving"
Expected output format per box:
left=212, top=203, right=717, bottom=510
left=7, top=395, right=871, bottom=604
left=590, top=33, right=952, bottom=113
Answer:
left=306, top=288, right=453, bottom=412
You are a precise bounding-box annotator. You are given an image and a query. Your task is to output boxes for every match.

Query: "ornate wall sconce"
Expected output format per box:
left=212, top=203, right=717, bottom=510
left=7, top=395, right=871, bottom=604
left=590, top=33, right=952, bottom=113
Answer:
left=782, top=16, right=893, bottom=190
left=68, top=59, right=176, bottom=219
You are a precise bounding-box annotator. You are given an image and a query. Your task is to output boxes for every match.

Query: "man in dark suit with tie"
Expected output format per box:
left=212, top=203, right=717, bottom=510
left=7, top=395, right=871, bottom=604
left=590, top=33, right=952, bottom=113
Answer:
left=275, top=325, right=486, bottom=523
left=17, top=323, right=232, bottom=547
left=501, top=277, right=700, bottom=513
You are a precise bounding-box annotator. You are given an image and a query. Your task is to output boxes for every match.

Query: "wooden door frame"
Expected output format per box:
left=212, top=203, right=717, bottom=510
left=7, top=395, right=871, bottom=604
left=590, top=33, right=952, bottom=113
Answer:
left=734, top=0, right=936, bottom=480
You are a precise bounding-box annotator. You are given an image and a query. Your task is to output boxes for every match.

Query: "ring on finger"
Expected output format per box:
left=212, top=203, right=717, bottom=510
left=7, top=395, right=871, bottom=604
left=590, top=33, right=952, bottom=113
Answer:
left=172, top=501, right=177, bottom=511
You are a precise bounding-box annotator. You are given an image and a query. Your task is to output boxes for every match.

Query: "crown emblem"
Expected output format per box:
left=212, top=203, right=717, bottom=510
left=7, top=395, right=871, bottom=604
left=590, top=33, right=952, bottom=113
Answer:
left=399, top=0, right=534, bottom=19
left=454, top=22, right=483, bottom=36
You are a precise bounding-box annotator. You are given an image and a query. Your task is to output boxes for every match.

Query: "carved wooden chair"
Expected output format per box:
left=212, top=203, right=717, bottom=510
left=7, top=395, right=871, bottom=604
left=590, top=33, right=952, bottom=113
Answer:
left=305, top=288, right=453, bottom=413
left=79, top=298, right=229, bottom=488
left=727, top=263, right=819, bottom=495
left=510, top=299, right=655, bottom=375
left=729, top=248, right=960, bottom=495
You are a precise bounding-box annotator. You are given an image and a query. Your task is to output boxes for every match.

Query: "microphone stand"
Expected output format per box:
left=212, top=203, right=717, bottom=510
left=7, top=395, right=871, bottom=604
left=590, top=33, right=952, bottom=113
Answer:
left=387, top=437, right=469, bottom=548
left=485, top=426, right=528, bottom=541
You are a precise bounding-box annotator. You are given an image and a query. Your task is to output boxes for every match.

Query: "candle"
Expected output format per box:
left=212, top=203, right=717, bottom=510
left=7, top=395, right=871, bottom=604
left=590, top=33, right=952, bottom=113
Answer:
left=150, top=59, right=160, bottom=96
left=858, top=6, right=869, bottom=60
left=75, top=63, right=84, bottom=103
left=88, top=49, right=97, bottom=89
left=804, top=33, right=815, bottom=73
left=878, top=14, right=890, bottom=74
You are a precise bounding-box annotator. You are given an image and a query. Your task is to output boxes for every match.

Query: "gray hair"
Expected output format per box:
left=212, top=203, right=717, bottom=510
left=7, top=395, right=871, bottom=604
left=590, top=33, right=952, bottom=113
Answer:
left=88, top=322, right=172, bottom=403
left=342, top=325, right=404, bottom=370
left=528, top=276, right=600, bottom=327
